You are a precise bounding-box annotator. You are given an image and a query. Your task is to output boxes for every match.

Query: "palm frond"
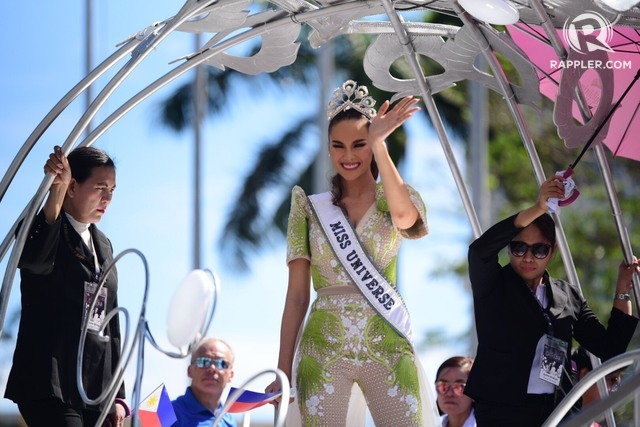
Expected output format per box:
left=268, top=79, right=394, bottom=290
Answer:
left=219, top=115, right=316, bottom=270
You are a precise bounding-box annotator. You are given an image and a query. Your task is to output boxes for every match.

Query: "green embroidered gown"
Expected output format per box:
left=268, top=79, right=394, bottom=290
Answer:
left=286, top=184, right=429, bottom=426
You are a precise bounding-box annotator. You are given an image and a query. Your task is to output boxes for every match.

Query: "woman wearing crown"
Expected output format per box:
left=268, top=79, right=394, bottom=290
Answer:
left=266, top=80, right=439, bottom=426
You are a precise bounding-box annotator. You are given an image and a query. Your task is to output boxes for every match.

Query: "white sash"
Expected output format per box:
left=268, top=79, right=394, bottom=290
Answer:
left=308, top=192, right=413, bottom=343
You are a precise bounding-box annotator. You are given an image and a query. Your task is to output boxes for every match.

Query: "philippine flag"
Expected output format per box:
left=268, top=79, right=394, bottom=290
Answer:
left=226, top=388, right=282, bottom=413
left=138, top=383, right=177, bottom=427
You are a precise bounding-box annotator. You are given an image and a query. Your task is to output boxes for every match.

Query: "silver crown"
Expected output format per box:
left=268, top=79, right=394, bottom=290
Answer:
left=327, top=80, right=377, bottom=121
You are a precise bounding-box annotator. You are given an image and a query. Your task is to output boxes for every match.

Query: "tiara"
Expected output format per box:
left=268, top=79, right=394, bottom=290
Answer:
left=327, top=80, right=377, bottom=121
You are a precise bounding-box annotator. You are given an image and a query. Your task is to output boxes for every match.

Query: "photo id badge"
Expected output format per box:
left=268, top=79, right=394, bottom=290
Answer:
left=539, top=334, right=569, bottom=386
left=83, top=281, right=108, bottom=333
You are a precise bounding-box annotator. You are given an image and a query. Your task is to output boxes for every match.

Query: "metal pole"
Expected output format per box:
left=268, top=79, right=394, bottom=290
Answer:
left=469, top=57, right=490, bottom=230
left=467, top=56, right=489, bottom=354
left=314, top=42, right=334, bottom=194
left=378, top=0, right=482, bottom=239
left=449, top=1, right=581, bottom=286
left=85, top=0, right=93, bottom=137
left=193, top=33, right=206, bottom=269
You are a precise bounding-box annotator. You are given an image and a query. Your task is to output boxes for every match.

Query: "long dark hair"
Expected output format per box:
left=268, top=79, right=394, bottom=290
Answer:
left=67, top=146, right=116, bottom=183
left=328, top=108, right=378, bottom=207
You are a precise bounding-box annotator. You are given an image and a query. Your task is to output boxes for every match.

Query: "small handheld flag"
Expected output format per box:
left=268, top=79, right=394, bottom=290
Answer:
left=226, top=387, right=282, bottom=413
left=138, top=383, right=177, bottom=427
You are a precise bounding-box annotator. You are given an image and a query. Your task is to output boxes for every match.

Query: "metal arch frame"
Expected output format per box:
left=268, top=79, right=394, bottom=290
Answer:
left=0, top=0, right=220, bottom=339
left=0, top=2, right=473, bottom=425
left=1, top=0, right=638, bottom=425
left=0, top=0, right=544, bottom=345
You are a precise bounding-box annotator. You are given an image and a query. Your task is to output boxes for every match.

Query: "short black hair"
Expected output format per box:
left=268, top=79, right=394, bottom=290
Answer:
left=67, top=146, right=115, bottom=183
left=531, top=213, right=556, bottom=246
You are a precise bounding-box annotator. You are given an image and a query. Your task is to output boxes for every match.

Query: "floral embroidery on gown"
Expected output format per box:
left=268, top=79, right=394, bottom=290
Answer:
left=286, top=184, right=428, bottom=426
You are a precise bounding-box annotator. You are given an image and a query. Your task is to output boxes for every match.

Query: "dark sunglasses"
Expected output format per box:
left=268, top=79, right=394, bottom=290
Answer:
left=435, top=380, right=466, bottom=396
left=194, top=356, right=230, bottom=370
left=509, top=241, right=552, bottom=259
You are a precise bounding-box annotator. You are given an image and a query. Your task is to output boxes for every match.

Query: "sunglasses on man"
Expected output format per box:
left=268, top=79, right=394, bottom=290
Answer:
left=194, top=356, right=230, bottom=370
left=435, top=380, right=466, bottom=396
left=509, top=241, right=552, bottom=259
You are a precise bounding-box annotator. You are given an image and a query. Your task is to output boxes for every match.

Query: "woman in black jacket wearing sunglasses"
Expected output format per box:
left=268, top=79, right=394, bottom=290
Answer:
left=464, top=175, right=639, bottom=426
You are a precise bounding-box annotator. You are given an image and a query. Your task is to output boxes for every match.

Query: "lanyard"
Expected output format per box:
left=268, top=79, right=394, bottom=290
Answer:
left=529, top=282, right=554, bottom=335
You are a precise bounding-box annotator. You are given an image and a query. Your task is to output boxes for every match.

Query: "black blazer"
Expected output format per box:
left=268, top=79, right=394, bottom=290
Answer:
left=5, top=211, right=124, bottom=410
left=465, top=214, right=637, bottom=406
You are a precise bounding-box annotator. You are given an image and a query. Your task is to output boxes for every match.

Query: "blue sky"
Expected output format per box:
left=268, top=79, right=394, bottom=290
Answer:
left=0, top=0, right=474, bottom=422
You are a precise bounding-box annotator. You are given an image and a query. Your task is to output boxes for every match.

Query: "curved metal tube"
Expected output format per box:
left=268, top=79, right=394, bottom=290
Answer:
left=0, top=176, right=53, bottom=338
left=543, top=349, right=640, bottom=426
left=371, top=0, right=483, bottom=238
left=0, top=0, right=226, bottom=340
left=213, top=368, right=291, bottom=427
left=64, top=0, right=217, bottom=154
left=0, top=203, right=25, bottom=266
left=77, top=249, right=147, bottom=426
left=144, top=268, right=220, bottom=359
left=0, top=41, right=138, bottom=205
left=79, top=1, right=394, bottom=147
left=76, top=249, right=220, bottom=426
left=528, top=0, right=640, bottom=313
left=449, top=1, right=582, bottom=284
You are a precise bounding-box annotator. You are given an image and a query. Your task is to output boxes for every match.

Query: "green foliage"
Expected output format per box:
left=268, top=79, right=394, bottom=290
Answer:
left=218, top=115, right=316, bottom=270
